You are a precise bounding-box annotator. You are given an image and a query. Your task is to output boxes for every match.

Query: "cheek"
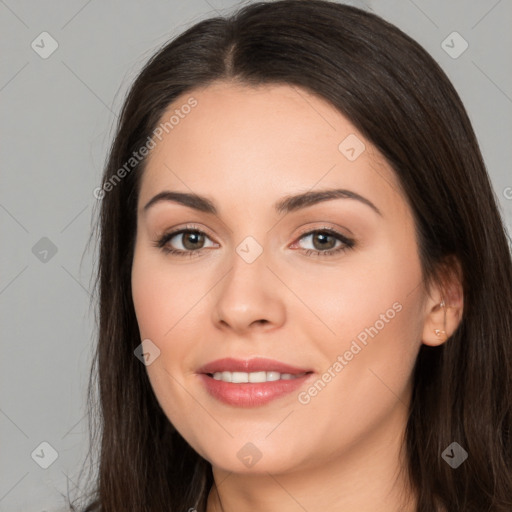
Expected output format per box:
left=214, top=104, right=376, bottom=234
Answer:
left=131, top=243, right=207, bottom=343
left=294, top=236, right=423, bottom=406
left=131, top=260, right=171, bottom=342
left=292, top=235, right=422, bottom=345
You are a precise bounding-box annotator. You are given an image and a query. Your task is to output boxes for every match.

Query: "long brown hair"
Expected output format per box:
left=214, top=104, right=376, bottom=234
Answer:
left=72, top=1, right=512, bottom=510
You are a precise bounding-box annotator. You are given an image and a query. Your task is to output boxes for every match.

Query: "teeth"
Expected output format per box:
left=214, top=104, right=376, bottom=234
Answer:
left=212, top=371, right=306, bottom=383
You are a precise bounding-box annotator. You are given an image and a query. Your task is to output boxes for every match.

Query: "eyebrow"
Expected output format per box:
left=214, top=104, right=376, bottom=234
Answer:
left=143, top=188, right=382, bottom=216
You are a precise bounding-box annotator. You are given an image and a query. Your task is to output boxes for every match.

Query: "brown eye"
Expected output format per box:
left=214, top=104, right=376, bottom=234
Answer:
left=180, top=231, right=206, bottom=250
left=310, top=232, right=337, bottom=251
left=155, top=227, right=217, bottom=256
left=293, top=228, right=355, bottom=257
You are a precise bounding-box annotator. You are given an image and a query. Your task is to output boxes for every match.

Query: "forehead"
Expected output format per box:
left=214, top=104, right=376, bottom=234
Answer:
left=138, top=82, right=405, bottom=216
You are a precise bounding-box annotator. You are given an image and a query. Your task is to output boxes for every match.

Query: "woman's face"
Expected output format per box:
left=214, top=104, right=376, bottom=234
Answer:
left=131, top=82, right=428, bottom=475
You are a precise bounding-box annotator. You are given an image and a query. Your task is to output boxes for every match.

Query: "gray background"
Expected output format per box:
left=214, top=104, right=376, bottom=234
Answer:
left=1, top=0, right=511, bottom=510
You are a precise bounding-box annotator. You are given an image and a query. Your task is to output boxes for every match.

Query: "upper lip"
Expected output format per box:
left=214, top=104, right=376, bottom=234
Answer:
left=197, top=357, right=313, bottom=375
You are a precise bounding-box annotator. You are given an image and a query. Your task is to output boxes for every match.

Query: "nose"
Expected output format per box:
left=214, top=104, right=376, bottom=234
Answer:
left=212, top=244, right=286, bottom=335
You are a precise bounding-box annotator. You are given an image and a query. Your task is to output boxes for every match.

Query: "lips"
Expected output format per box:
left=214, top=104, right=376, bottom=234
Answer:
left=196, top=357, right=312, bottom=375
left=196, top=357, right=314, bottom=407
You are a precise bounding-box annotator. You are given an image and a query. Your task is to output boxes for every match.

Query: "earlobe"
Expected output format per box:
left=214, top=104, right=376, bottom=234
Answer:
left=422, top=299, right=449, bottom=347
left=422, top=256, right=464, bottom=347
left=433, top=300, right=448, bottom=341
left=422, top=298, right=463, bottom=346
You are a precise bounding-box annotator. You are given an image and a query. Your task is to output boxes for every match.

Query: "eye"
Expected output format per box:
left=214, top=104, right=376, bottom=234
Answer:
left=153, top=225, right=217, bottom=257
left=292, top=228, right=355, bottom=257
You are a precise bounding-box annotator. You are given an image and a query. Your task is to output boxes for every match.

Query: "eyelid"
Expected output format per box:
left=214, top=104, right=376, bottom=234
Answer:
left=158, top=223, right=217, bottom=241
left=293, top=224, right=353, bottom=241
left=158, top=223, right=351, bottom=243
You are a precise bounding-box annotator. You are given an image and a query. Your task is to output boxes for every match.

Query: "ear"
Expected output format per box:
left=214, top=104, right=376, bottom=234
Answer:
left=422, top=256, right=464, bottom=347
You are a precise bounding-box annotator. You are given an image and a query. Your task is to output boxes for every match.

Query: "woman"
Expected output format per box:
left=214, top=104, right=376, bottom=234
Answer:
left=75, top=0, right=512, bottom=510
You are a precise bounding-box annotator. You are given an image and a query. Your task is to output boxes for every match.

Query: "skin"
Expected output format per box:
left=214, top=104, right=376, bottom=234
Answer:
left=131, top=81, right=464, bottom=512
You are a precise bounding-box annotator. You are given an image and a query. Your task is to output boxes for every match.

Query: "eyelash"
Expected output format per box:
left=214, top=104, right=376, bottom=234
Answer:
left=153, top=224, right=355, bottom=258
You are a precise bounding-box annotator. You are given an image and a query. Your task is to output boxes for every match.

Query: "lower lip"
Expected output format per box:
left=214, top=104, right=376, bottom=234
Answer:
left=197, top=373, right=313, bottom=407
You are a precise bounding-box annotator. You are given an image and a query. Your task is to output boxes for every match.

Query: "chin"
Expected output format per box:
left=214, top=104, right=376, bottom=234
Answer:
left=196, top=437, right=306, bottom=475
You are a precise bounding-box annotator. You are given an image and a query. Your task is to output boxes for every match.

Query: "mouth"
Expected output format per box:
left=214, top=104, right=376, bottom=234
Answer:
left=196, top=357, right=315, bottom=407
